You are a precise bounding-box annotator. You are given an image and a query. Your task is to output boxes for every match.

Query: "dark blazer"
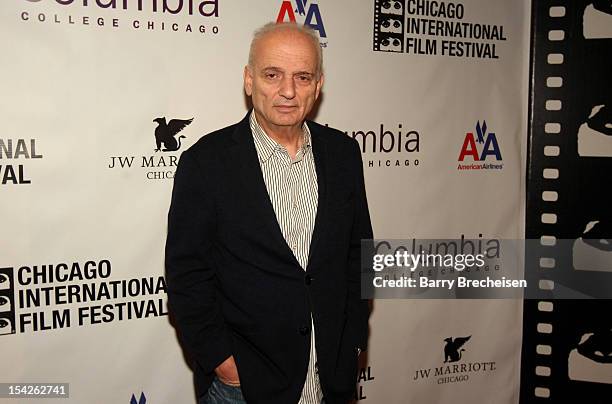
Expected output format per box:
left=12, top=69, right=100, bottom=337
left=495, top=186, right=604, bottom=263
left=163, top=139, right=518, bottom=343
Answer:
left=165, top=111, right=373, bottom=404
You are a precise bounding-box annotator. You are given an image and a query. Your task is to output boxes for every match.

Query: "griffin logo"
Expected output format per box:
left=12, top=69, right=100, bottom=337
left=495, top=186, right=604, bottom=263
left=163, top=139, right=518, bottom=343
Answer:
left=443, top=335, right=471, bottom=363
left=130, top=392, right=146, bottom=404
left=153, top=117, right=193, bottom=152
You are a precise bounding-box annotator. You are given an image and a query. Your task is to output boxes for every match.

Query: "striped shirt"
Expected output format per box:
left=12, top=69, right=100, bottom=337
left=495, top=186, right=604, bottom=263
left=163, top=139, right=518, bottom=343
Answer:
left=250, top=112, right=322, bottom=404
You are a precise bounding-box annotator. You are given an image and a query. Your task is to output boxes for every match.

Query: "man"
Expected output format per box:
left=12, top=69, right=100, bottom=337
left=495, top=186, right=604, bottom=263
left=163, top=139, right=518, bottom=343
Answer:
left=165, top=22, right=372, bottom=404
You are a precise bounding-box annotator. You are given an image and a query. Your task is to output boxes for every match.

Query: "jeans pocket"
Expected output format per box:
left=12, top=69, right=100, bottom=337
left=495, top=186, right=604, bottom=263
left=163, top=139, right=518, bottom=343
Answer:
left=202, top=377, right=246, bottom=404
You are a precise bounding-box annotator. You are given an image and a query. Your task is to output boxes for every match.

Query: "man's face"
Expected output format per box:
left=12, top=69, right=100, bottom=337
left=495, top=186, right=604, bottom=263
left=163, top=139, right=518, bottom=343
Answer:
left=244, top=29, right=323, bottom=133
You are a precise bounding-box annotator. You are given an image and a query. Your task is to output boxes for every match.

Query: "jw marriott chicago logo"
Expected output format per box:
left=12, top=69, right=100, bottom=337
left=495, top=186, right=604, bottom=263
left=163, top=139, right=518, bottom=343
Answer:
left=412, top=334, right=497, bottom=385
left=153, top=117, right=192, bottom=152
left=107, top=115, right=193, bottom=180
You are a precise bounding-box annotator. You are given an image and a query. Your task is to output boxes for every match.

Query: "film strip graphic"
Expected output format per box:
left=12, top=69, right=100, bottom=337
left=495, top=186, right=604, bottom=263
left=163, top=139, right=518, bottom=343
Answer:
left=373, top=0, right=406, bottom=52
left=0, top=268, right=16, bottom=336
left=522, top=1, right=612, bottom=402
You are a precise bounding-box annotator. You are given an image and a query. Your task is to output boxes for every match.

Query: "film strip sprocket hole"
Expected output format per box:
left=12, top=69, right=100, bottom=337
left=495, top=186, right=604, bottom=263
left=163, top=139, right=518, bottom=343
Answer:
left=528, top=2, right=569, bottom=401
left=525, top=0, right=612, bottom=402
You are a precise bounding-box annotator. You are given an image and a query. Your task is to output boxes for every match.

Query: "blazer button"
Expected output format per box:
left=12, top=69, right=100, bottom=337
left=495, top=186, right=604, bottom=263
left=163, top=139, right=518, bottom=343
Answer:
left=299, top=325, right=309, bottom=336
left=304, top=274, right=312, bottom=285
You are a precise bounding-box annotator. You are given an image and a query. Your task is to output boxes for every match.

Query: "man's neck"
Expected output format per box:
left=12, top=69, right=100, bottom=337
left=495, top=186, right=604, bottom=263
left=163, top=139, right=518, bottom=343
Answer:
left=254, top=110, right=304, bottom=159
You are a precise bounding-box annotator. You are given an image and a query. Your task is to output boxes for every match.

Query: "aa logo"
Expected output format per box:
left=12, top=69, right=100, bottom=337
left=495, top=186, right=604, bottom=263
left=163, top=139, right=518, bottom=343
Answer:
left=458, top=121, right=502, bottom=162
left=277, top=0, right=327, bottom=39
left=130, top=392, right=146, bottom=404
left=443, top=335, right=471, bottom=363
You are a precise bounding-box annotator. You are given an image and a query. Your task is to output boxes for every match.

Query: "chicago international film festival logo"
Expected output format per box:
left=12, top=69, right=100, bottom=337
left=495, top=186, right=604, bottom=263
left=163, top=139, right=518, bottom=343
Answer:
left=0, top=260, right=167, bottom=336
left=372, top=0, right=507, bottom=59
left=0, top=138, right=43, bottom=185
left=457, top=120, right=503, bottom=171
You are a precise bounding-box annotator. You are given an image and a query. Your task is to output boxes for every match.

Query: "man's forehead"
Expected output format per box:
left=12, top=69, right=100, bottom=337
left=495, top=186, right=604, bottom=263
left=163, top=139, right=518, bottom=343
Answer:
left=253, top=32, right=318, bottom=69
left=258, top=63, right=316, bottom=74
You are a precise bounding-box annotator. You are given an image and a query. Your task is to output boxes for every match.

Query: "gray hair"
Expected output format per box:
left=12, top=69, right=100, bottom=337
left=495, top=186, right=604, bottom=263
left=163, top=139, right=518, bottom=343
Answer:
left=248, top=22, right=323, bottom=78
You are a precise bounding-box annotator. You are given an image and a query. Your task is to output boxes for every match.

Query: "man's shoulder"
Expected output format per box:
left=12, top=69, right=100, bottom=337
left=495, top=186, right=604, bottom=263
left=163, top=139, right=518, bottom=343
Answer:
left=185, top=121, right=239, bottom=158
left=188, top=123, right=238, bottom=153
left=307, top=120, right=358, bottom=151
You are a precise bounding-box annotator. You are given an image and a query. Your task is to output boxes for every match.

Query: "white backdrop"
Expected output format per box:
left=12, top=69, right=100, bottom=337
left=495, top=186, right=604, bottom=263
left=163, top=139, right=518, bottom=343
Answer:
left=0, top=0, right=530, bottom=402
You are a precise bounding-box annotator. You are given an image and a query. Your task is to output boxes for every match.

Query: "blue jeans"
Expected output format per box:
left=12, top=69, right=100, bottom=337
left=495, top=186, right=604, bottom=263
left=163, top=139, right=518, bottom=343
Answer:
left=199, top=377, right=246, bottom=404
left=198, top=377, right=327, bottom=404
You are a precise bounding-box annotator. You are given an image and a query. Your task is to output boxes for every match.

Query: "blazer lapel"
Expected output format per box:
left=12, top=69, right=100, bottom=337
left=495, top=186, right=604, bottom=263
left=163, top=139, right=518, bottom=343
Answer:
left=306, top=122, right=328, bottom=272
left=228, top=112, right=302, bottom=269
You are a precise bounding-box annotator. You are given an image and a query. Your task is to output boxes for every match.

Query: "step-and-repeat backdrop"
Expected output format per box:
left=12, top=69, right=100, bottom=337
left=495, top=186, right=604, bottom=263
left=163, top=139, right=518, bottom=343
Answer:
left=522, top=1, right=612, bottom=403
left=1, top=1, right=530, bottom=403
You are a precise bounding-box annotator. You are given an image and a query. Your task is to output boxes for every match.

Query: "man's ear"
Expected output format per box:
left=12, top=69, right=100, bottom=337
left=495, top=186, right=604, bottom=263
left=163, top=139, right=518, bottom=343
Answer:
left=244, top=66, right=253, bottom=96
left=314, top=73, right=324, bottom=101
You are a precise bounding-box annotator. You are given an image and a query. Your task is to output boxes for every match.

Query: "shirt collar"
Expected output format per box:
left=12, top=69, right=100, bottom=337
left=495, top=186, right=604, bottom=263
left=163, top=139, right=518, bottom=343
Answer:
left=250, top=111, right=312, bottom=163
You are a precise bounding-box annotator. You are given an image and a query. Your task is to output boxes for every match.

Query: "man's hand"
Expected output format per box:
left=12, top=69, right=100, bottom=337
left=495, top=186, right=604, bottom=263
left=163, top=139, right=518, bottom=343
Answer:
left=215, top=355, right=241, bottom=386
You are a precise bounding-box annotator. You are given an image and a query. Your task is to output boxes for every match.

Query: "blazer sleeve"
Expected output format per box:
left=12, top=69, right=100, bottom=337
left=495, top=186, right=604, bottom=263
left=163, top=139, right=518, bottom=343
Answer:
left=165, top=149, right=232, bottom=374
left=346, top=140, right=374, bottom=351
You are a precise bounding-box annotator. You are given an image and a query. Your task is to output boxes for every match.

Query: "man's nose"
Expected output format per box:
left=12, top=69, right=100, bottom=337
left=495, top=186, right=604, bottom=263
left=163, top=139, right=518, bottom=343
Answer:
left=278, top=76, right=296, bottom=99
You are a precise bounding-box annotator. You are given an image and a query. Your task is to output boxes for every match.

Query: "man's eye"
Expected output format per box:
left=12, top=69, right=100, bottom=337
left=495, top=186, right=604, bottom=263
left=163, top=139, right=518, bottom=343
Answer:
left=297, top=75, right=311, bottom=82
left=266, top=73, right=278, bottom=79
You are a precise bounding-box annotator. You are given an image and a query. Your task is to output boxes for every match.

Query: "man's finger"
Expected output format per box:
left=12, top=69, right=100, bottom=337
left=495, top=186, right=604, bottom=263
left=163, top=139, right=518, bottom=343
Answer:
left=218, top=377, right=241, bottom=387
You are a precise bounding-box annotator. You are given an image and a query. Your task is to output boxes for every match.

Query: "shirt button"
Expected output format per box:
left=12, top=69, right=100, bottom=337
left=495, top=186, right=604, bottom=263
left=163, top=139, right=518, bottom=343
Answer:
left=299, top=325, right=309, bottom=336
left=305, top=275, right=312, bottom=285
